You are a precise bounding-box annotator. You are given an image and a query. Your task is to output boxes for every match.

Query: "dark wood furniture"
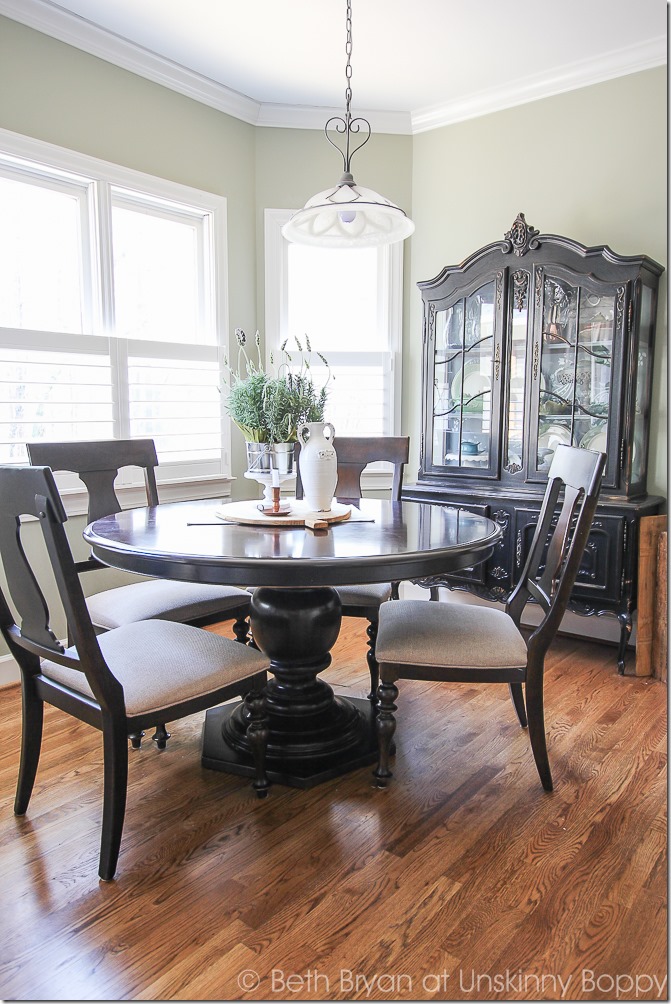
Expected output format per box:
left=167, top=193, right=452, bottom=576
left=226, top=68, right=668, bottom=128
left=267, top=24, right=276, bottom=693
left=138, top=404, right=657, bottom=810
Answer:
left=28, top=438, right=254, bottom=751
left=296, top=435, right=410, bottom=697
left=0, top=465, right=270, bottom=881
left=375, top=445, right=606, bottom=791
left=28, top=438, right=252, bottom=750
left=83, top=497, right=502, bottom=788
left=403, top=213, right=665, bottom=672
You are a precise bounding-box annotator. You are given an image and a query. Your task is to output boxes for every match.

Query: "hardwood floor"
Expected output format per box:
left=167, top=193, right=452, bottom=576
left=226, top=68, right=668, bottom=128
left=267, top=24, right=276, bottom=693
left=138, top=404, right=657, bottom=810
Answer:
left=0, top=621, right=666, bottom=1001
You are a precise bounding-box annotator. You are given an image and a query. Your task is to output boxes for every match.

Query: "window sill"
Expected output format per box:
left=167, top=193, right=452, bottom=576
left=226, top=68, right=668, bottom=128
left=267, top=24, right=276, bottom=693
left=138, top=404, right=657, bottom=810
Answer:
left=59, top=474, right=234, bottom=518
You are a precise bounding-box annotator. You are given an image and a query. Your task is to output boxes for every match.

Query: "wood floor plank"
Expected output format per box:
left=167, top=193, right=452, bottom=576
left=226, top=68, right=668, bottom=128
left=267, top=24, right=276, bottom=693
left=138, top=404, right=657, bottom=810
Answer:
left=0, top=624, right=666, bottom=1001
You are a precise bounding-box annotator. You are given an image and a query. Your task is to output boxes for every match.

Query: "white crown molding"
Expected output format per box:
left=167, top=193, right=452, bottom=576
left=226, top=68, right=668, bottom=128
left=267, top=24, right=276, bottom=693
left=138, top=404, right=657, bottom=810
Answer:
left=1, top=0, right=666, bottom=136
left=256, top=102, right=412, bottom=135
left=411, top=36, right=667, bottom=134
left=0, top=0, right=261, bottom=124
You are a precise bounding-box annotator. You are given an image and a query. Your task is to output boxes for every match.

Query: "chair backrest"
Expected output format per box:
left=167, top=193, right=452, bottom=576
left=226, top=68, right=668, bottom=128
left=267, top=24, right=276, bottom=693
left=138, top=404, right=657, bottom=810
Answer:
left=506, top=444, right=606, bottom=653
left=295, top=436, right=410, bottom=501
left=0, top=465, right=122, bottom=712
left=27, top=439, right=160, bottom=523
left=27, top=439, right=160, bottom=575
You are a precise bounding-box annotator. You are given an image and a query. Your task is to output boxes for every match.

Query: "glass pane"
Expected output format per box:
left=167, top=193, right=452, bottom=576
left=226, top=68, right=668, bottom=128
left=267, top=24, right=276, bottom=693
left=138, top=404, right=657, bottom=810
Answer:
left=632, top=285, right=653, bottom=484
left=128, top=356, right=221, bottom=462
left=0, top=347, right=113, bottom=463
left=432, top=283, right=495, bottom=468
left=112, top=205, right=208, bottom=344
left=287, top=245, right=381, bottom=351
left=506, top=271, right=529, bottom=472
left=305, top=360, right=387, bottom=437
left=538, top=279, right=613, bottom=471
left=0, top=176, right=85, bottom=333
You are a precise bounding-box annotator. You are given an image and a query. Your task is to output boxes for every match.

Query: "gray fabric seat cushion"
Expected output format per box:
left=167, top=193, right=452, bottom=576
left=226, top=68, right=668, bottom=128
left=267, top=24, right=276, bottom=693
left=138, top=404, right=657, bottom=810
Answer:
left=86, top=579, right=250, bottom=631
left=247, top=583, right=391, bottom=607
left=337, top=583, right=392, bottom=607
left=41, top=620, right=268, bottom=716
left=376, top=599, right=528, bottom=670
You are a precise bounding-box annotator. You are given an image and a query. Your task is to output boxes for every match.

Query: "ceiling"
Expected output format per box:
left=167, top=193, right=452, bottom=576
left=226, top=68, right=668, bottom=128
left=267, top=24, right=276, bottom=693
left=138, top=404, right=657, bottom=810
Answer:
left=2, top=0, right=667, bottom=133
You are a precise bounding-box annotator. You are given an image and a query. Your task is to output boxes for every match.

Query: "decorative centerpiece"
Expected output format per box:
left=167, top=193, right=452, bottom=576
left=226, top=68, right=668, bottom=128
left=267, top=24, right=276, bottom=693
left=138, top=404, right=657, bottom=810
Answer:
left=298, top=422, right=338, bottom=511
left=223, top=328, right=332, bottom=505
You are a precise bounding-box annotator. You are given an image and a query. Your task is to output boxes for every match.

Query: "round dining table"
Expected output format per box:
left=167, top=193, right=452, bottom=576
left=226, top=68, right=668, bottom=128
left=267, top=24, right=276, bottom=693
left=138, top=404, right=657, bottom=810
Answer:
left=83, top=497, right=501, bottom=788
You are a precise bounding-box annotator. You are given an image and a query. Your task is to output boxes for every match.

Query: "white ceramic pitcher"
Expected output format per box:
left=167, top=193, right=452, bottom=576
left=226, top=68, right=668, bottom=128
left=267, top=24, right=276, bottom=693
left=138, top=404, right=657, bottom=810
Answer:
left=298, top=422, right=337, bottom=512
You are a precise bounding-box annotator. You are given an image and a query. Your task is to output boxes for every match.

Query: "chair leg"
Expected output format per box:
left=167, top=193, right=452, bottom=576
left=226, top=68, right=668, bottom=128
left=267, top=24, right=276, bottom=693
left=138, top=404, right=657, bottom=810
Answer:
left=244, top=689, right=270, bottom=798
left=152, top=724, right=171, bottom=750
left=129, top=730, right=145, bottom=750
left=366, top=618, right=380, bottom=700
left=233, top=615, right=250, bottom=645
left=509, top=682, right=528, bottom=728
left=373, top=680, right=398, bottom=788
left=429, top=586, right=440, bottom=601
left=99, top=723, right=129, bottom=881
left=524, top=676, right=553, bottom=792
left=14, top=681, right=44, bottom=816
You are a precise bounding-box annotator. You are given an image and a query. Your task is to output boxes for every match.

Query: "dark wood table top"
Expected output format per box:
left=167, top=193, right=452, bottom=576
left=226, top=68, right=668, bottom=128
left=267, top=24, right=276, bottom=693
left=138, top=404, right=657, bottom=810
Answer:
left=83, top=497, right=501, bottom=588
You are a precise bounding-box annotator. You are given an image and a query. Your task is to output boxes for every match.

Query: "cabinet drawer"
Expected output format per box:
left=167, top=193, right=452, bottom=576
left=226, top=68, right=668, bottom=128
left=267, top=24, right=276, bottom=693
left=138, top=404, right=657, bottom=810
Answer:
left=515, top=509, right=624, bottom=603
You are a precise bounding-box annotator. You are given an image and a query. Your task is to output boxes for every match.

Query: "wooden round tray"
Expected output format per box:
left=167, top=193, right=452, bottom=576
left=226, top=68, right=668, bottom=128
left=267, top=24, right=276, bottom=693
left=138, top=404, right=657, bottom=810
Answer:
left=215, top=499, right=351, bottom=527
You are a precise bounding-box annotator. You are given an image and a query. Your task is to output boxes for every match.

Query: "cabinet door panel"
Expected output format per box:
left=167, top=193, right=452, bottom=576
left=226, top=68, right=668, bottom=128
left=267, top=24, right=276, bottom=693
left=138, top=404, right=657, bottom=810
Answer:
left=427, top=273, right=504, bottom=480
left=514, top=508, right=624, bottom=604
left=527, top=264, right=625, bottom=489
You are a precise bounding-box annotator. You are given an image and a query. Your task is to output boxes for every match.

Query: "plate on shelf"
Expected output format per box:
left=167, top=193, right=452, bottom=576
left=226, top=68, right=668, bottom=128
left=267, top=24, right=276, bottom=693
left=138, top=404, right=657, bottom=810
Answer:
left=451, top=360, right=491, bottom=411
left=538, top=423, right=572, bottom=451
left=579, top=424, right=608, bottom=453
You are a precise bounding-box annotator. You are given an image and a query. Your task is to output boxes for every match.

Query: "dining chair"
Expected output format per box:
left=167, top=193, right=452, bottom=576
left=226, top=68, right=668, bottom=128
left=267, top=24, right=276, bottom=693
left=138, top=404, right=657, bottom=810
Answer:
left=27, top=439, right=253, bottom=749
left=296, top=435, right=410, bottom=699
left=372, top=445, right=606, bottom=791
left=0, top=464, right=271, bottom=881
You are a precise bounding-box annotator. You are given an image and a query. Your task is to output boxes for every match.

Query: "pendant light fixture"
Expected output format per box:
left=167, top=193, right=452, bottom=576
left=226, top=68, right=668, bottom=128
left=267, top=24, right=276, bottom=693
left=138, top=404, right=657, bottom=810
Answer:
left=281, top=0, right=414, bottom=249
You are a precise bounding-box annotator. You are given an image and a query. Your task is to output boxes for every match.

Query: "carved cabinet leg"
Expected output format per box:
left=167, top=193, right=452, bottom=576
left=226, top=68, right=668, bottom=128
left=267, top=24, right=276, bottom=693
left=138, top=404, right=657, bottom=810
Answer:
left=617, top=612, right=633, bottom=675
left=373, top=680, right=398, bottom=788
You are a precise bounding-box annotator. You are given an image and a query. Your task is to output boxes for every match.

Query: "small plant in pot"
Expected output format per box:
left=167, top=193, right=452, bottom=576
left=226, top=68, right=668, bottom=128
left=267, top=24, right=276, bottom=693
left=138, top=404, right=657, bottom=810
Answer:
left=223, top=328, right=331, bottom=477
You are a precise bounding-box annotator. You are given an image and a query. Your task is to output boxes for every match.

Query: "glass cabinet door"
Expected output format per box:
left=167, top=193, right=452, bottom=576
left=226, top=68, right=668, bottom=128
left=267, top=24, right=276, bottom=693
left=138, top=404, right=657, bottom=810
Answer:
left=533, top=273, right=615, bottom=476
left=431, top=280, right=498, bottom=474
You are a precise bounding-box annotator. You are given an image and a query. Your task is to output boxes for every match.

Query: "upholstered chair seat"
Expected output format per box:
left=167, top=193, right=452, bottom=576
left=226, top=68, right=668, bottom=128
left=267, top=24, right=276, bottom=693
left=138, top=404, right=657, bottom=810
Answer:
left=86, top=580, right=252, bottom=633
left=42, top=619, right=267, bottom=717
left=376, top=600, right=528, bottom=671
left=336, top=583, right=393, bottom=607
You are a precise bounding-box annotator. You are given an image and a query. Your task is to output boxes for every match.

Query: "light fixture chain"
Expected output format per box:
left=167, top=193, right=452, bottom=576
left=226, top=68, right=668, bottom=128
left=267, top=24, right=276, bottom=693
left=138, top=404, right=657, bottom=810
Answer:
left=344, top=0, right=353, bottom=124
left=323, top=0, right=372, bottom=179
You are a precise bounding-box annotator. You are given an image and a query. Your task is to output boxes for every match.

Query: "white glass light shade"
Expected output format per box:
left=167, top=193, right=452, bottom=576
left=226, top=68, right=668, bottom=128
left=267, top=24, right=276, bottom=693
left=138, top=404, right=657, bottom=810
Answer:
left=282, top=181, right=414, bottom=248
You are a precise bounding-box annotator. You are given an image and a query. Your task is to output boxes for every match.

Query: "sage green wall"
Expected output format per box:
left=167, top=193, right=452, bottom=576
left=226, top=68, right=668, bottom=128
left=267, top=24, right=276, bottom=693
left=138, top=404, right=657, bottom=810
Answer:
left=0, top=16, right=666, bottom=669
left=407, top=67, right=667, bottom=495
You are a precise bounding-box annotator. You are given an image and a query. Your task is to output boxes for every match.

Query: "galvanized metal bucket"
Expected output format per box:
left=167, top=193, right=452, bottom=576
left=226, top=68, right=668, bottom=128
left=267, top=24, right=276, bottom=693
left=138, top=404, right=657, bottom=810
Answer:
left=245, top=441, right=295, bottom=476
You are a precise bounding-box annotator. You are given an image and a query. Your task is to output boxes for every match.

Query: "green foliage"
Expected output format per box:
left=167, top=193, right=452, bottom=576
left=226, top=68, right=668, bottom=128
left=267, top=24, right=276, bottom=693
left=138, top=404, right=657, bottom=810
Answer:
left=222, top=329, right=331, bottom=443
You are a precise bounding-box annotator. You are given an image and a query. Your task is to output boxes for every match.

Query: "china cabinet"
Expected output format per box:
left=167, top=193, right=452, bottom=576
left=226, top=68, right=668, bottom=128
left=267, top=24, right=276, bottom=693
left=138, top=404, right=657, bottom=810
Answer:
left=403, top=214, right=664, bottom=672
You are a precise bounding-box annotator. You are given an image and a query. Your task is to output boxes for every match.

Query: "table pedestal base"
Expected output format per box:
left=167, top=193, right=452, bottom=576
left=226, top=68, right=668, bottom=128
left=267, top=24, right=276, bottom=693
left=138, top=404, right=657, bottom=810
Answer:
left=201, top=585, right=381, bottom=788
left=202, top=696, right=378, bottom=788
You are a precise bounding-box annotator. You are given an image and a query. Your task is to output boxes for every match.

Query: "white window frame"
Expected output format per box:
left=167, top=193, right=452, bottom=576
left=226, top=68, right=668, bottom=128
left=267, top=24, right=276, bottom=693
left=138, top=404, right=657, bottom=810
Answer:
left=0, top=127, right=233, bottom=513
left=264, top=208, right=404, bottom=492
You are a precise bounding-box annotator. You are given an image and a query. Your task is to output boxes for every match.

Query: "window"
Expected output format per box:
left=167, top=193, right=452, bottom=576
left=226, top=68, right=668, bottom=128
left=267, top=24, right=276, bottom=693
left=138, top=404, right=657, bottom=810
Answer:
left=0, top=130, right=229, bottom=491
left=264, top=209, right=403, bottom=443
